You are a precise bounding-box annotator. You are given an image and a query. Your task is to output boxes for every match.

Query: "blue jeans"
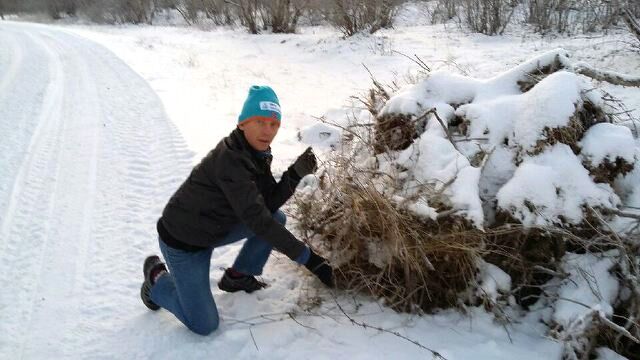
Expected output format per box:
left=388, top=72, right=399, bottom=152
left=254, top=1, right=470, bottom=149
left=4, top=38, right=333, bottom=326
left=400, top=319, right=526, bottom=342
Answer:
left=150, top=210, right=286, bottom=335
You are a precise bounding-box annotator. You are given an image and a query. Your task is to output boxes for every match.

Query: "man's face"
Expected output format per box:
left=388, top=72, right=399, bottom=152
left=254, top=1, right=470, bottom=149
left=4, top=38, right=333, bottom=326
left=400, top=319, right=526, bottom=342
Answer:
left=238, top=118, right=280, bottom=151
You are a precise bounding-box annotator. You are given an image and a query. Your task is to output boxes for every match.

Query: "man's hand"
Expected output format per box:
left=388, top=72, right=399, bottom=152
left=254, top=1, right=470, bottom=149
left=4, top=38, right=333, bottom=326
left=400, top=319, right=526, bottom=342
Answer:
left=292, top=147, right=317, bottom=178
left=304, top=249, right=334, bottom=288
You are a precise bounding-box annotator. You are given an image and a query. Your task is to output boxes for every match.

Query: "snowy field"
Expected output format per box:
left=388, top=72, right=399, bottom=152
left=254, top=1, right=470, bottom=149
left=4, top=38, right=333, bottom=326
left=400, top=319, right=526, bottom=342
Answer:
left=1, top=5, right=639, bottom=359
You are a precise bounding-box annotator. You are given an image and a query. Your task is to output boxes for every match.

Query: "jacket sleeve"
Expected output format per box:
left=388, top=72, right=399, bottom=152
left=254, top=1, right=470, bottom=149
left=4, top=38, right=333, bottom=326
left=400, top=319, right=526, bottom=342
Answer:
left=216, top=159, right=306, bottom=261
left=263, top=166, right=302, bottom=213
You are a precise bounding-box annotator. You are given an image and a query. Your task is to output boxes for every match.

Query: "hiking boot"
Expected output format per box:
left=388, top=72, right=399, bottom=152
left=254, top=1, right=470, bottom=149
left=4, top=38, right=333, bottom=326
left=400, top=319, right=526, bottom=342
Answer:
left=218, top=268, right=267, bottom=293
left=140, top=255, right=167, bottom=311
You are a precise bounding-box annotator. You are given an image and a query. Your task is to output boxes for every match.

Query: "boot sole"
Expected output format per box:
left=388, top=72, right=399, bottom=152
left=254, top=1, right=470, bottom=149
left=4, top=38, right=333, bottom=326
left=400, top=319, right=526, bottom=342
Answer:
left=217, top=278, right=266, bottom=294
left=140, top=281, right=160, bottom=311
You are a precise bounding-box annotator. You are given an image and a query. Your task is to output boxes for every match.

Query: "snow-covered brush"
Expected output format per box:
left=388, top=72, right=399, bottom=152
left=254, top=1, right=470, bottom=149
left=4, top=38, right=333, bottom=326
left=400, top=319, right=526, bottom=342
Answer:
left=293, top=48, right=640, bottom=359
left=294, top=157, right=484, bottom=312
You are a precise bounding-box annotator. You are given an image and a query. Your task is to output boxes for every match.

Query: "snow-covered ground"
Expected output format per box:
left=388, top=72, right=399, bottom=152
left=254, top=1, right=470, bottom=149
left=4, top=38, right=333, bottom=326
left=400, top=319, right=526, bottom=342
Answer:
left=1, top=10, right=639, bottom=359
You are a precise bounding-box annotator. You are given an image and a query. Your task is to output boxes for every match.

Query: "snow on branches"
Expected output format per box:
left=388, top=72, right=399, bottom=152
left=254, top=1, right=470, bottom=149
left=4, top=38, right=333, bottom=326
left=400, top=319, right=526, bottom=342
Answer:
left=293, top=48, right=640, bottom=359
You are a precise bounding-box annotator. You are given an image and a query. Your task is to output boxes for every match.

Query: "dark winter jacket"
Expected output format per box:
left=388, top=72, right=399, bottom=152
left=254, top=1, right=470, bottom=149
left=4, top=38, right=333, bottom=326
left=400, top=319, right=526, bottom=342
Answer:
left=157, top=128, right=306, bottom=261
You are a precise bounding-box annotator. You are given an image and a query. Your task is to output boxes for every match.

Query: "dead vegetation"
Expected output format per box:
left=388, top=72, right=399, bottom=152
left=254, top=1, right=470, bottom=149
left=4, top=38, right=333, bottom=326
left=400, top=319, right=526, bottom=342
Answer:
left=292, top=52, right=640, bottom=359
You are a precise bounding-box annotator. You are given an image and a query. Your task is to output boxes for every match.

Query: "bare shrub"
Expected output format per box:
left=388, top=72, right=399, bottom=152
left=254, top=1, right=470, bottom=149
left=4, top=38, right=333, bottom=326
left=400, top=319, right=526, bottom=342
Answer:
left=79, top=0, right=122, bottom=24
left=0, top=0, right=6, bottom=19
left=225, top=0, right=305, bottom=33
left=76, top=0, right=154, bottom=24
left=261, top=0, right=303, bottom=33
left=121, top=0, right=154, bottom=23
left=299, top=0, right=326, bottom=26
left=171, top=0, right=232, bottom=25
left=46, top=0, right=77, bottom=19
left=201, top=0, right=234, bottom=25
left=222, top=0, right=259, bottom=33
left=292, top=116, right=484, bottom=312
left=325, top=0, right=404, bottom=37
left=431, top=0, right=459, bottom=24
left=172, top=0, right=201, bottom=25
left=460, top=0, right=516, bottom=35
left=525, top=0, right=639, bottom=34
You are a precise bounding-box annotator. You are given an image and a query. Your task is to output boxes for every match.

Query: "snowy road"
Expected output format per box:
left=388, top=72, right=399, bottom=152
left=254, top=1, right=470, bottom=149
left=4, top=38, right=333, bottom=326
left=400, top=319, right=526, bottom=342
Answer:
left=0, top=22, right=193, bottom=358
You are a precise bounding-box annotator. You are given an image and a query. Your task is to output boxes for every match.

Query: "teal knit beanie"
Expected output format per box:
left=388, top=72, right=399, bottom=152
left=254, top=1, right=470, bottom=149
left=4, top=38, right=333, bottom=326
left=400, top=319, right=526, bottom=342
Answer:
left=238, top=85, right=281, bottom=124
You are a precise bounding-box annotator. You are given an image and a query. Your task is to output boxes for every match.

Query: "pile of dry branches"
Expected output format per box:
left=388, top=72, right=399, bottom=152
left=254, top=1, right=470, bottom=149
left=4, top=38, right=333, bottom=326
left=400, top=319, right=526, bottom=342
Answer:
left=296, top=157, right=483, bottom=312
left=292, top=51, right=640, bottom=359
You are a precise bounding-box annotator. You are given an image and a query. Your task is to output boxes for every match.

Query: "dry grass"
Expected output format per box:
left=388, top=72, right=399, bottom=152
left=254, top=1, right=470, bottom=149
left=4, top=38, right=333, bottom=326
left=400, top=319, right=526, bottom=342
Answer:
left=373, top=113, right=419, bottom=154
left=294, top=176, right=484, bottom=312
left=532, top=116, right=585, bottom=156
left=528, top=99, right=607, bottom=157
left=584, top=157, right=635, bottom=185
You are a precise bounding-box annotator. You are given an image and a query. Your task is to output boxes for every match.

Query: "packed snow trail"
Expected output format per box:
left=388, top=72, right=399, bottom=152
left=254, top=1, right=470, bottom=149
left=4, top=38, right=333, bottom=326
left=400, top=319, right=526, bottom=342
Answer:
left=0, top=22, right=194, bottom=358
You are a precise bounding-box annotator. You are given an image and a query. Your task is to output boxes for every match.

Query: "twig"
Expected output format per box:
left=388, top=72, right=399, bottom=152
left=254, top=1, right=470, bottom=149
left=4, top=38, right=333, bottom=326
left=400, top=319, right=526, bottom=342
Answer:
left=425, top=108, right=460, bottom=152
left=288, top=312, right=317, bottom=330
left=392, top=50, right=431, bottom=72
left=573, top=62, right=640, bottom=87
left=249, top=328, right=259, bottom=351
left=332, top=295, right=448, bottom=359
left=453, top=137, right=489, bottom=142
left=223, top=0, right=241, bottom=7
left=313, top=115, right=371, bottom=147
left=362, top=63, right=390, bottom=100
left=598, top=312, right=640, bottom=344
left=436, top=209, right=458, bottom=219
left=532, top=265, right=567, bottom=278
left=476, top=287, right=513, bottom=344
left=603, top=208, right=640, bottom=221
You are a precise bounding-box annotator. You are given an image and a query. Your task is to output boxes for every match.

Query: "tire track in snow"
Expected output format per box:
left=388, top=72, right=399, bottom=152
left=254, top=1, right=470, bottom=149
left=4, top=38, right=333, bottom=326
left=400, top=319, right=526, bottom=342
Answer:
left=17, top=30, right=104, bottom=359
left=68, top=41, right=195, bottom=355
left=0, top=23, right=194, bottom=358
left=0, top=27, right=50, bottom=238
left=0, top=28, right=66, bottom=358
left=0, top=29, right=23, bottom=100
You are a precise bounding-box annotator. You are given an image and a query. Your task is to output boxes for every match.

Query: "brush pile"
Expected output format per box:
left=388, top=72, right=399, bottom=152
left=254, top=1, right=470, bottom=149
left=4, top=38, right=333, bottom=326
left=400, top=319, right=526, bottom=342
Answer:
left=294, top=49, right=640, bottom=359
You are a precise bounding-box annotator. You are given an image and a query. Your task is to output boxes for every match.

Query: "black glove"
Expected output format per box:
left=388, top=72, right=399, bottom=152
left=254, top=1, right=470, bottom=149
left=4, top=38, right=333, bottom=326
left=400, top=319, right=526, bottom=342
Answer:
left=292, top=147, right=317, bottom=178
left=304, top=249, right=335, bottom=288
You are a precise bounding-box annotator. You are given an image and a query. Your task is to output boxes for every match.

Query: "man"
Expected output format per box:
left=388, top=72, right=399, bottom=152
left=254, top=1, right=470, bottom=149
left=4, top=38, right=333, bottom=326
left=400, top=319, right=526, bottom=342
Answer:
left=140, top=85, right=334, bottom=335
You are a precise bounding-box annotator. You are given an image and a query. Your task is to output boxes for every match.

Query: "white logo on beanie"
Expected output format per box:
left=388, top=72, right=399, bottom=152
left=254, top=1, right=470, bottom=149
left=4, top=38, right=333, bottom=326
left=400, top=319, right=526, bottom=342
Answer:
left=259, top=101, right=281, bottom=114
